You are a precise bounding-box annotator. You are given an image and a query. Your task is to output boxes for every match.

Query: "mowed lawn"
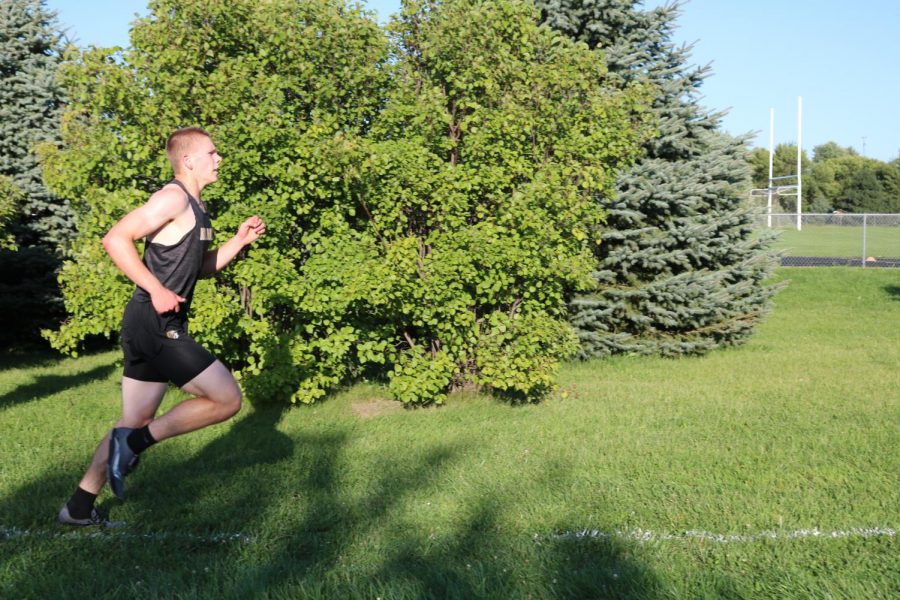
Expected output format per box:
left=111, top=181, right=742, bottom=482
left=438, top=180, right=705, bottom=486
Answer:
left=774, top=224, right=900, bottom=258
left=1, top=268, right=897, bottom=598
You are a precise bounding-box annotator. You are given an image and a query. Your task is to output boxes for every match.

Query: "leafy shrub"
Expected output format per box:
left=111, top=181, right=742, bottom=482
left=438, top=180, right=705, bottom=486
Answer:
left=42, top=0, right=651, bottom=404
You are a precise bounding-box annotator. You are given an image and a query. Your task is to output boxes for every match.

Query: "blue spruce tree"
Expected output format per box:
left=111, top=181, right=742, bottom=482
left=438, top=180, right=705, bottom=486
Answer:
left=0, top=0, right=70, bottom=249
left=0, top=0, right=69, bottom=346
left=536, top=0, right=779, bottom=356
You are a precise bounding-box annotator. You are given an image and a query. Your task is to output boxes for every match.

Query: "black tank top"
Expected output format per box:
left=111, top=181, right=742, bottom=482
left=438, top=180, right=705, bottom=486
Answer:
left=132, top=180, right=214, bottom=322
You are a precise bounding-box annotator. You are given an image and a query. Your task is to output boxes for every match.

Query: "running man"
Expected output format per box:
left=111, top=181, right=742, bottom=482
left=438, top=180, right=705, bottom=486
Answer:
left=59, top=127, right=265, bottom=526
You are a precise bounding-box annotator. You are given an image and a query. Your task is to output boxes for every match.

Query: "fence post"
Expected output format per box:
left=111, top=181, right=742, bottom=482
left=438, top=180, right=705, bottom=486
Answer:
left=862, top=214, right=867, bottom=268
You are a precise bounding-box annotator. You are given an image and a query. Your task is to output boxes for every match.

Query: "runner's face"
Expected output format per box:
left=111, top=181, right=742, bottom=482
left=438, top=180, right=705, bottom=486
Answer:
left=188, top=136, right=222, bottom=187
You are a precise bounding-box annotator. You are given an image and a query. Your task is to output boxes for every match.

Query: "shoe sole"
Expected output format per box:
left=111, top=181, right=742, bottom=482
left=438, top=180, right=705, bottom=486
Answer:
left=58, top=505, right=126, bottom=528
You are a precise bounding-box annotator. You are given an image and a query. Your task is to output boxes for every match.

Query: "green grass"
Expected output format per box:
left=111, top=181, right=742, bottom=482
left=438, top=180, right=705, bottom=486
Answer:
left=773, top=224, right=900, bottom=258
left=1, top=269, right=898, bottom=598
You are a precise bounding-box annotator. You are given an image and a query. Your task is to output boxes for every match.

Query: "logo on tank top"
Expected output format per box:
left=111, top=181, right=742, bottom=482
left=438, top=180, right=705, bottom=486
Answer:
left=199, top=227, right=214, bottom=241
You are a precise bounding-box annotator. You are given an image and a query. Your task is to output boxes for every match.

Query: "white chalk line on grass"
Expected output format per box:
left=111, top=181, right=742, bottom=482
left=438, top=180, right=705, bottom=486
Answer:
left=535, top=527, right=897, bottom=545
left=0, top=526, right=252, bottom=544
left=2, top=525, right=895, bottom=546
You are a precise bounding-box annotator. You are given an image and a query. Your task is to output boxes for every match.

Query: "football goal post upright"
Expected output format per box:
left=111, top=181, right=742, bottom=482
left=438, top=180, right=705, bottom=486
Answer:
left=764, top=96, right=803, bottom=230
left=796, top=96, right=802, bottom=231
left=767, top=109, right=774, bottom=228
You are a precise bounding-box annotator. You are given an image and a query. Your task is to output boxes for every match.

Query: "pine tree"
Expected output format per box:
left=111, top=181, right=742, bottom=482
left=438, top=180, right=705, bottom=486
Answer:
left=536, top=0, right=779, bottom=356
left=0, top=0, right=69, bottom=347
left=0, top=0, right=70, bottom=249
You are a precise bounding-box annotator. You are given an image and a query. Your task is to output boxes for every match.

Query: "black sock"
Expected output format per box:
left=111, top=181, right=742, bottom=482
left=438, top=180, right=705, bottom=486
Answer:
left=67, top=486, right=97, bottom=519
left=127, top=425, right=158, bottom=454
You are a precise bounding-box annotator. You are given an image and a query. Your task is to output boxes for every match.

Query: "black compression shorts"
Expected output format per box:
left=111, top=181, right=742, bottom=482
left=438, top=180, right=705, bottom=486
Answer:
left=120, top=299, right=216, bottom=387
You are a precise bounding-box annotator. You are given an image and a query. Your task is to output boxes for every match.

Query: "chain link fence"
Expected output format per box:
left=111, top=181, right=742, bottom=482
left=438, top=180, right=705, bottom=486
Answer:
left=753, top=213, right=900, bottom=268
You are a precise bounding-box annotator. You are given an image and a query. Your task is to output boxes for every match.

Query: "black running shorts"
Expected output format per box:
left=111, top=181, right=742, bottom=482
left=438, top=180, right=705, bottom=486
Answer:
left=120, top=299, right=216, bottom=387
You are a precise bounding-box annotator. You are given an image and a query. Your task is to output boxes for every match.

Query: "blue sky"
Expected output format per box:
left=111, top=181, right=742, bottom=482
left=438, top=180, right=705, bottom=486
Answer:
left=46, top=0, right=899, bottom=162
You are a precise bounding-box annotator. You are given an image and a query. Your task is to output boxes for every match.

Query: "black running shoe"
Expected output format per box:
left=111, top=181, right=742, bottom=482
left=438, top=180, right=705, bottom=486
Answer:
left=58, top=505, right=124, bottom=528
left=107, top=427, right=137, bottom=499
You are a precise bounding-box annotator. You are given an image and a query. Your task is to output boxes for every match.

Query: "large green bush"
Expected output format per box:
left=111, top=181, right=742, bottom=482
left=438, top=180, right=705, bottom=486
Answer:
left=0, top=176, right=20, bottom=251
left=41, top=0, right=391, bottom=372
left=42, top=0, right=650, bottom=404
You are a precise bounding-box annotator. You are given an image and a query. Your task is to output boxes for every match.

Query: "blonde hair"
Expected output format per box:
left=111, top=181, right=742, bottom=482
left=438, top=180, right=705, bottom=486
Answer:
left=165, top=127, right=211, bottom=172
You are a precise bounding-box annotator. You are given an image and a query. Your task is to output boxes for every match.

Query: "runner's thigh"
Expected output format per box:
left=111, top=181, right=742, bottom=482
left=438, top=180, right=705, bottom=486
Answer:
left=180, top=359, right=241, bottom=404
left=120, top=377, right=169, bottom=426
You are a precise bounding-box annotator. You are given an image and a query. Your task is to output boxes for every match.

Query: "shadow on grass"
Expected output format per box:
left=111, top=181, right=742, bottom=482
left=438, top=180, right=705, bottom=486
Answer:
left=0, top=400, right=677, bottom=598
left=1, top=336, right=116, bottom=371
left=0, top=347, right=60, bottom=371
left=885, top=285, right=900, bottom=301
left=0, top=362, right=117, bottom=412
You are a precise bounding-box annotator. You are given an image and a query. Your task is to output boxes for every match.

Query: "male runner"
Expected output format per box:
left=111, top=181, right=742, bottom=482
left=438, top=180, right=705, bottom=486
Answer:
left=59, top=127, right=265, bottom=525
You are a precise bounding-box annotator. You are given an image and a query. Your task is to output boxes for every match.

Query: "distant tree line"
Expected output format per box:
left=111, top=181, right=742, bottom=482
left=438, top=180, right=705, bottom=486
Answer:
left=749, top=143, right=900, bottom=214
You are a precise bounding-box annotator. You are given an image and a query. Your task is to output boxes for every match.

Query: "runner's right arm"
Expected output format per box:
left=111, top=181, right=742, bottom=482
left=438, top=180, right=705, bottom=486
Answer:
left=102, top=187, right=190, bottom=314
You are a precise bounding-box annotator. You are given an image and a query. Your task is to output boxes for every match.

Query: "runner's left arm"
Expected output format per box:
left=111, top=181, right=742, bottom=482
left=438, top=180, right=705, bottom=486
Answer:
left=200, top=215, right=265, bottom=276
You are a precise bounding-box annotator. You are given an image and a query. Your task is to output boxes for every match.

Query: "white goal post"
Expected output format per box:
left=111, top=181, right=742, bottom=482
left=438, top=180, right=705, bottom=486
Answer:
left=756, top=98, right=803, bottom=230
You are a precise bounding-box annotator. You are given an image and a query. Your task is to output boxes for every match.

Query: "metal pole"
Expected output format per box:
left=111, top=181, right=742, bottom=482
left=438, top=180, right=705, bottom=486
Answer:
left=768, top=108, right=774, bottom=228
left=796, top=96, right=802, bottom=231
left=862, top=214, right=867, bottom=268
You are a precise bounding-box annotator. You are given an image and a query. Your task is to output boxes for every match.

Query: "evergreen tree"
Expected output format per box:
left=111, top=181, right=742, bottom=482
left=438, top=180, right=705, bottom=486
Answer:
left=0, top=0, right=70, bottom=249
left=0, top=0, right=70, bottom=347
left=536, top=0, right=779, bottom=356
